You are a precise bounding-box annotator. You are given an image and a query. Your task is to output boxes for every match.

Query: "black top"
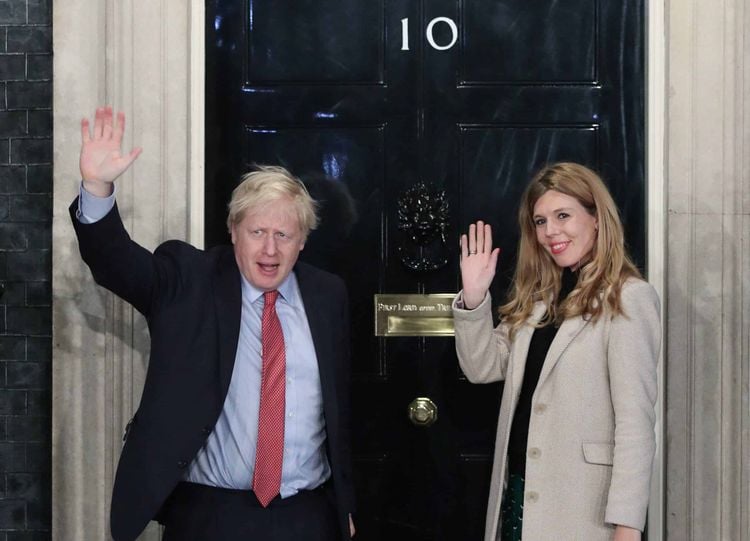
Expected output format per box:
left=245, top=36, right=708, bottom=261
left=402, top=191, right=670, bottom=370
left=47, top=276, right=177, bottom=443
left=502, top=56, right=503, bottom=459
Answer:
left=507, top=267, right=578, bottom=477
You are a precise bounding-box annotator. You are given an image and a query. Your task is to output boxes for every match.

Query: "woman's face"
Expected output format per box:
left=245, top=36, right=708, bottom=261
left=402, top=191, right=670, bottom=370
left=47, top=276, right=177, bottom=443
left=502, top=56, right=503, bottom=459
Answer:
left=532, top=189, right=598, bottom=269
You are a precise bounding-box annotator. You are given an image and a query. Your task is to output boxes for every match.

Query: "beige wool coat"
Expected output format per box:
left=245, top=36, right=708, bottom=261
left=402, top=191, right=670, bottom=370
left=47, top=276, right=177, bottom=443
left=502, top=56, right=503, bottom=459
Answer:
left=453, top=279, right=660, bottom=541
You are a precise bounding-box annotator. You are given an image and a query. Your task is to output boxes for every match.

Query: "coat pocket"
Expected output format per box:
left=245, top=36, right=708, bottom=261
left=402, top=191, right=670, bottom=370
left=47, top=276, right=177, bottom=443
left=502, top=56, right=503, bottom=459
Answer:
left=582, top=442, right=614, bottom=466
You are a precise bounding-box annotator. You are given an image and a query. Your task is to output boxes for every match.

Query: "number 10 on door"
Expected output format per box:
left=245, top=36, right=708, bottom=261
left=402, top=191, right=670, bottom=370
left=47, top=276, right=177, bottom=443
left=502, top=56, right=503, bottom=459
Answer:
left=401, top=17, right=458, bottom=51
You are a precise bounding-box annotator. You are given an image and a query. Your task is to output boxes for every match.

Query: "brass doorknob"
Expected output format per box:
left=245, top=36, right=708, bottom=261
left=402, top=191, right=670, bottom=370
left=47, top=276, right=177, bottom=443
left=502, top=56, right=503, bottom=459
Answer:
left=408, top=397, right=438, bottom=427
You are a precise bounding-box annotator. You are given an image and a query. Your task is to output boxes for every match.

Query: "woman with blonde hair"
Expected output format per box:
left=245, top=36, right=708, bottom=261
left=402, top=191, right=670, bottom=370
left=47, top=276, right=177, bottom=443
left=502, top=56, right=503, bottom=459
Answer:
left=453, top=162, right=660, bottom=541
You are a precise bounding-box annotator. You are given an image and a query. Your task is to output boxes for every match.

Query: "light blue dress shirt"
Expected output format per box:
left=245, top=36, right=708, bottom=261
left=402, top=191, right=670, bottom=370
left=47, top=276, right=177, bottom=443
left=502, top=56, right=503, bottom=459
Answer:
left=77, top=184, right=331, bottom=497
left=186, top=272, right=331, bottom=494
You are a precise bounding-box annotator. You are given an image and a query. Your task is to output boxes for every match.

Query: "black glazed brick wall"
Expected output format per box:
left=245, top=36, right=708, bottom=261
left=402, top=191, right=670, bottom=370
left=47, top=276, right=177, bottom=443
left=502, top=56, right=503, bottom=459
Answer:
left=0, top=0, right=52, bottom=538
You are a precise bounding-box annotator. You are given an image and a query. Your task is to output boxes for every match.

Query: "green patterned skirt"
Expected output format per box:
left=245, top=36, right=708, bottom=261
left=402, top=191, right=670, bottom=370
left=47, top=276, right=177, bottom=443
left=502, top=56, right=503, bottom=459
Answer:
left=500, top=473, right=525, bottom=541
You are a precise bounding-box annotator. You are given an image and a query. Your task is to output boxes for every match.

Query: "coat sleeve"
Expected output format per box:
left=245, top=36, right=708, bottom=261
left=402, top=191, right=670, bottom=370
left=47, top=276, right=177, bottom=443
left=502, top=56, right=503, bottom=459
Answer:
left=452, top=290, right=512, bottom=383
left=604, top=280, right=661, bottom=530
left=69, top=197, right=184, bottom=317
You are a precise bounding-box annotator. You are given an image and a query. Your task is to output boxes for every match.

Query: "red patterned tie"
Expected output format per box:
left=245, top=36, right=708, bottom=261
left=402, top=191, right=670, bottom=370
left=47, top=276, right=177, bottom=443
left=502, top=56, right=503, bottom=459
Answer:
left=252, top=290, right=286, bottom=507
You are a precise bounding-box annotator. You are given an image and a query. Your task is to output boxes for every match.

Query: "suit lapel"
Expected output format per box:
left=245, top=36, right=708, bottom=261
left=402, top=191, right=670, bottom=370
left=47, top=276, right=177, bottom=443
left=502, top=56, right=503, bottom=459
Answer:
left=213, top=248, right=242, bottom=395
left=294, top=263, right=335, bottom=404
left=536, top=314, right=589, bottom=389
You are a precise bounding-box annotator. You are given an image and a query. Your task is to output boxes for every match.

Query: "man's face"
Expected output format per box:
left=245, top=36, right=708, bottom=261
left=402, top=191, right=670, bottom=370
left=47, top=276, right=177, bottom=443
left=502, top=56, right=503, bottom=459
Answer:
left=231, top=197, right=305, bottom=291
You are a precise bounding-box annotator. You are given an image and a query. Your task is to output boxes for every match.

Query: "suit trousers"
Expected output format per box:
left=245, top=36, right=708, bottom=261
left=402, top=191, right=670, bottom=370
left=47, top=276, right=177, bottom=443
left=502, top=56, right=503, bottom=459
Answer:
left=160, top=481, right=339, bottom=541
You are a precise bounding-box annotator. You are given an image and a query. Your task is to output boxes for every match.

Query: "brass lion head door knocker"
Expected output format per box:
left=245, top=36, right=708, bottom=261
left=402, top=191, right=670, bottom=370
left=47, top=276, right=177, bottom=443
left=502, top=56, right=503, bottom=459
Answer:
left=397, top=183, right=450, bottom=272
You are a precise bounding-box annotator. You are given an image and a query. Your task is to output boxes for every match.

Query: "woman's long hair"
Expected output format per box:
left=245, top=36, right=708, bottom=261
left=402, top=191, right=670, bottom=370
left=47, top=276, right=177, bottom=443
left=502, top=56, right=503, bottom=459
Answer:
left=499, top=162, right=641, bottom=338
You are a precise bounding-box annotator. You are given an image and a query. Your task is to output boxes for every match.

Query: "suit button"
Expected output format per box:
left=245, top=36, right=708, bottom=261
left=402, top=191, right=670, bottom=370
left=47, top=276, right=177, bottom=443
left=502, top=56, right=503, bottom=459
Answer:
left=202, top=426, right=212, bottom=435
left=528, top=447, right=541, bottom=459
left=526, top=491, right=539, bottom=503
left=177, top=460, right=188, bottom=469
left=533, top=403, right=547, bottom=414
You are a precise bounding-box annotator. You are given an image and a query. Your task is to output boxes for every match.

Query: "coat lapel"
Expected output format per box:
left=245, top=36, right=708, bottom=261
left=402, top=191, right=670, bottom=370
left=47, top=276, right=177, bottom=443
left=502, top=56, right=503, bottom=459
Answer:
left=536, top=314, right=589, bottom=389
left=511, top=303, right=590, bottom=392
left=294, top=263, right=336, bottom=404
left=213, top=248, right=242, bottom=395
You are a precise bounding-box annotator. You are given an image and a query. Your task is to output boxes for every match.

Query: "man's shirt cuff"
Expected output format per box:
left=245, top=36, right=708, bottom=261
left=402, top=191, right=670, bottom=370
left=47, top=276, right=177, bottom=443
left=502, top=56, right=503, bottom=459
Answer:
left=76, top=182, right=116, bottom=224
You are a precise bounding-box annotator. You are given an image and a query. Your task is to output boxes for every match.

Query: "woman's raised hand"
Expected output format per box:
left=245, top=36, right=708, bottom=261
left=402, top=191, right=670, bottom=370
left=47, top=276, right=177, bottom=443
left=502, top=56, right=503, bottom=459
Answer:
left=459, top=221, right=500, bottom=309
left=79, top=106, right=142, bottom=197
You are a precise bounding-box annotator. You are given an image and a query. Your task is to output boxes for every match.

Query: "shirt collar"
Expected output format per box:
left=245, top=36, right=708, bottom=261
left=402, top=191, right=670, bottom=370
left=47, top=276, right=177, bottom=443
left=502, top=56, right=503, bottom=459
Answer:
left=240, top=270, right=300, bottom=308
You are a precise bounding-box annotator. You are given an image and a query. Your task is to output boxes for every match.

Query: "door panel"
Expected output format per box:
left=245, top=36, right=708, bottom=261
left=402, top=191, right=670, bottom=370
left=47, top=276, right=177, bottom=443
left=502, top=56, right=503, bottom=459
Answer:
left=462, top=0, right=597, bottom=83
left=206, top=1, right=644, bottom=539
left=244, top=0, right=385, bottom=83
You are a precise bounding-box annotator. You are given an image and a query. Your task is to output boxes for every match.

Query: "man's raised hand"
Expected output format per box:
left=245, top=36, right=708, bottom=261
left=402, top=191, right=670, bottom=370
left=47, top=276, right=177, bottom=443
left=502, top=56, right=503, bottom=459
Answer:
left=80, top=106, right=142, bottom=197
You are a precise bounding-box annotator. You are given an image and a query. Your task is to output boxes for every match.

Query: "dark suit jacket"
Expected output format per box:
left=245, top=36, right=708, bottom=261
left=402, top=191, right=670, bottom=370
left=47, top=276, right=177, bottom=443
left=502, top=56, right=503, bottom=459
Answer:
left=70, top=200, right=355, bottom=541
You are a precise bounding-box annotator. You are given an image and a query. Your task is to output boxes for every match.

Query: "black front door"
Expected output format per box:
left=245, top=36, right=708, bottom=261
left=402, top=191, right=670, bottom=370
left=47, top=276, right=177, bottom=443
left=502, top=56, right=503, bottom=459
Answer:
left=205, top=1, right=644, bottom=539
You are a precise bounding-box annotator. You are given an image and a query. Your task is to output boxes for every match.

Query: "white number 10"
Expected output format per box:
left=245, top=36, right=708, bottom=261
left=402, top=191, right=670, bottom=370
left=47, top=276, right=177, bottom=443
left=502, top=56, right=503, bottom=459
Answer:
left=401, top=17, right=458, bottom=51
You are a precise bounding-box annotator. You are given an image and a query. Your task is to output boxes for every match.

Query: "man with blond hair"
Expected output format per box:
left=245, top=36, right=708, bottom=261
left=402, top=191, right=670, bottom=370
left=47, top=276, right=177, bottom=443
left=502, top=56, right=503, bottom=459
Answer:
left=71, top=106, right=355, bottom=540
